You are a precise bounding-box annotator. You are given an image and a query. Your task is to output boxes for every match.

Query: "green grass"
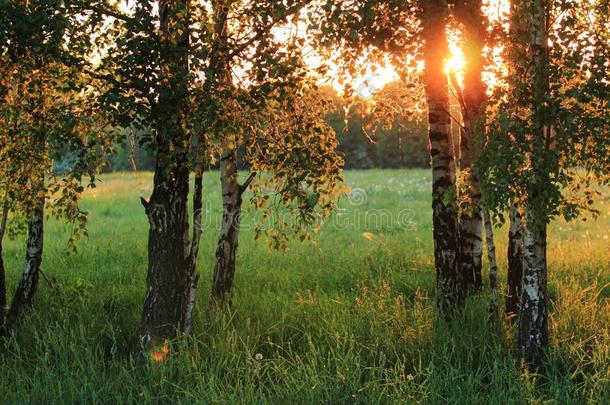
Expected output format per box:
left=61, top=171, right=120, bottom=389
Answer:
left=1, top=169, right=608, bottom=404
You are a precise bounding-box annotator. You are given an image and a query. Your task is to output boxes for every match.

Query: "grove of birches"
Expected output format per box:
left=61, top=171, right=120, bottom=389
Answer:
left=0, top=0, right=609, bottom=403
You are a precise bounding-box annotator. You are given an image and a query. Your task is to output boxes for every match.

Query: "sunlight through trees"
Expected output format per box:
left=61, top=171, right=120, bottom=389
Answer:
left=0, top=0, right=608, bottom=400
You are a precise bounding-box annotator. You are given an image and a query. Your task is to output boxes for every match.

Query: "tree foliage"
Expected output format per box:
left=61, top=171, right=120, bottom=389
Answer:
left=480, top=0, right=610, bottom=224
left=0, top=0, right=111, bottom=248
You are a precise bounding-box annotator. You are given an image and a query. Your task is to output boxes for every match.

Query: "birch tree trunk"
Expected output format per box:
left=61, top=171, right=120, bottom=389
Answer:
left=183, top=169, right=203, bottom=335
left=211, top=148, right=243, bottom=304
left=139, top=162, right=192, bottom=349
left=421, top=0, right=461, bottom=313
left=6, top=195, right=44, bottom=326
left=516, top=0, right=550, bottom=368
left=0, top=200, right=9, bottom=328
left=483, top=211, right=499, bottom=318
left=506, top=205, right=523, bottom=315
left=138, top=0, right=195, bottom=350
left=518, top=218, right=548, bottom=366
left=455, top=0, right=486, bottom=293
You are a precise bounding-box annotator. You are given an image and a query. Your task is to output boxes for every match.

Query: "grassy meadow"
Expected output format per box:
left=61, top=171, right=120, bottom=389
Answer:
left=0, top=169, right=608, bottom=404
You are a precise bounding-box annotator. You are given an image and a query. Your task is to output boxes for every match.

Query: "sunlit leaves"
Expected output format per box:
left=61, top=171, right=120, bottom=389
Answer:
left=246, top=84, right=345, bottom=249
left=310, top=0, right=421, bottom=97
left=0, top=1, right=111, bottom=251
left=480, top=0, right=610, bottom=225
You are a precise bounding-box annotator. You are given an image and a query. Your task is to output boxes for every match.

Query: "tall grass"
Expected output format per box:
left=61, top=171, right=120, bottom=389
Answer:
left=1, top=170, right=608, bottom=403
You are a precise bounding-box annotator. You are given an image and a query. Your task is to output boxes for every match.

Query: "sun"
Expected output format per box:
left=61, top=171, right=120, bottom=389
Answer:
left=310, top=0, right=509, bottom=98
left=444, top=27, right=467, bottom=88
left=352, top=32, right=469, bottom=99
left=444, top=52, right=466, bottom=76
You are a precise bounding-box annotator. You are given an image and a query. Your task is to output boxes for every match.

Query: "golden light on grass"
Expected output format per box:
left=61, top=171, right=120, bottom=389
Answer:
left=362, top=231, right=375, bottom=241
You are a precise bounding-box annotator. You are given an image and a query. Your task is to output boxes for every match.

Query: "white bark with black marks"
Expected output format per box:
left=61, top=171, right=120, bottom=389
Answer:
left=454, top=0, right=486, bottom=293
left=516, top=0, right=550, bottom=369
left=183, top=170, right=203, bottom=334
left=518, top=219, right=547, bottom=365
left=421, top=0, right=462, bottom=314
left=7, top=197, right=44, bottom=326
left=211, top=149, right=244, bottom=304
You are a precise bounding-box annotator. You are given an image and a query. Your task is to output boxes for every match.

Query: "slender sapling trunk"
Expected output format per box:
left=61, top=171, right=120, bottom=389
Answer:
left=211, top=148, right=245, bottom=305
left=0, top=200, right=9, bottom=329
left=6, top=193, right=44, bottom=326
left=483, top=210, right=499, bottom=318
left=506, top=205, right=523, bottom=315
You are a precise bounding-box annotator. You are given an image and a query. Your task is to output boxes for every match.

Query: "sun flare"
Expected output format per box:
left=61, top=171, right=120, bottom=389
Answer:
left=444, top=50, right=466, bottom=76
left=337, top=0, right=511, bottom=98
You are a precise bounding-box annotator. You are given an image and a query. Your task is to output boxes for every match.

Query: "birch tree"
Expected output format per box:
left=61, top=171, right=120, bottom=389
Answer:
left=312, top=0, right=468, bottom=313
left=480, top=0, right=610, bottom=367
left=210, top=86, right=344, bottom=304
left=190, top=1, right=343, bottom=305
left=0, top=0, right=109, bottom=332
left=420, top=0, right=462, bottom=312
left=63, top=0, right=198, bottom=350
left=453, top=0, right=486, bottom=293
left=93, top=0, right=335, bottom=350
left=506, top=206, right=523, bottom=316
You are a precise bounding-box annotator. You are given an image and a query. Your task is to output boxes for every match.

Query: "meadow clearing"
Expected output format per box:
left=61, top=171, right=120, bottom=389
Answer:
left=0, top=169, right=608, bottom=404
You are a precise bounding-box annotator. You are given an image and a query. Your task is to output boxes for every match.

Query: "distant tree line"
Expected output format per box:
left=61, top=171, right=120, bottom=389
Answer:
left=100, top=84, right=430, bottom=173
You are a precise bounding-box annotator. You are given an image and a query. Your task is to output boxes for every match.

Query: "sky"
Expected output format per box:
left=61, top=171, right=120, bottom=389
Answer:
left=110, top=0, right=512, bottom=99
